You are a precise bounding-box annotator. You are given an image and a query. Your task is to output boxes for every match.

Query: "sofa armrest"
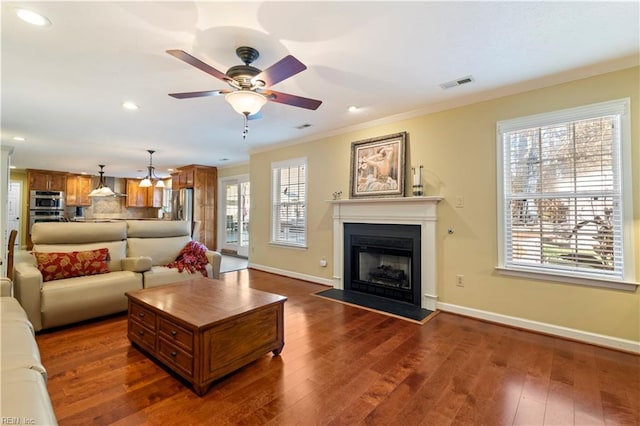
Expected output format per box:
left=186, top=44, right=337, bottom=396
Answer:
left=0, top=277, right=12, bottom=297
left=15, top=249, right=36, bottom=265
left=13, top=262, right=44, bottom=332
left=122, top=256, right=152, bottom=273
left=206, top=251, right=222, bottom=279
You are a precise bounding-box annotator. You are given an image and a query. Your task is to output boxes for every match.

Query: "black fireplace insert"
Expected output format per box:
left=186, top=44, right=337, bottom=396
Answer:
left=344, top=223, right=421, bottom=306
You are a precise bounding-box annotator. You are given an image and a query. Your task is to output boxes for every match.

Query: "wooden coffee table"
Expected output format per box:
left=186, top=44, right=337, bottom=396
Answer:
left=125, top=277, right=286, bottom=396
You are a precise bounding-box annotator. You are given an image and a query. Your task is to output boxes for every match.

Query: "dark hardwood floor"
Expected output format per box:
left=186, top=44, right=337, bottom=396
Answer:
left=35, top=269, right=639, bottom=425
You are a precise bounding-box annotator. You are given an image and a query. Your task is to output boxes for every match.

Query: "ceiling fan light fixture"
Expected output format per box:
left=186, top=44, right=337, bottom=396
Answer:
left=225, top=90, right=267, bottom=116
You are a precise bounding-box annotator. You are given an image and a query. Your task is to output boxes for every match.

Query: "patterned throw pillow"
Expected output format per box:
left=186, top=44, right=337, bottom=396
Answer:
left=33, top=248, right=110, bottom=282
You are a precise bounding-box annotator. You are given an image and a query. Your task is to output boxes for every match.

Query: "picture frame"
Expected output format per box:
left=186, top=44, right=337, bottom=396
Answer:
left=349, top=132, right=407, bottom=198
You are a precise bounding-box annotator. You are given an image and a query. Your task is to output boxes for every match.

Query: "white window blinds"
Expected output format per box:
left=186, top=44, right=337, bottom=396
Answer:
left=271, top=158, right=307, bottom=247
left=497, top=99, right=633, bottom=283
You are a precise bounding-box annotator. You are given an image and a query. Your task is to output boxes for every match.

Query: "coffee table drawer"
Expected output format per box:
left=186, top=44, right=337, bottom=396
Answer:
left=158, top=339, right=193, bottom=378
left=128, top=320, right=156, bottom=352
left=159, top=318, right=193, bottom=352
left=130, top=303, right=156, bottom=330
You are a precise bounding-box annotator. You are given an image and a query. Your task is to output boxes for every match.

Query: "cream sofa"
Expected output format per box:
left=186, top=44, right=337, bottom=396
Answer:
left=13, top=220, right=221, bottom=331
left=1, top=278, right=58, bottom=425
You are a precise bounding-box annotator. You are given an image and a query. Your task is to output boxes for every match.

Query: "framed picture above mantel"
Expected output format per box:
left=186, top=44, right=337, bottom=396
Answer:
left=349, top=132, right=406, bottom=198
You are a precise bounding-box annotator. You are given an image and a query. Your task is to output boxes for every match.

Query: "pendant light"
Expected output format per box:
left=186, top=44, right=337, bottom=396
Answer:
left=88, top=165, right=116, bottom=197
left=139, top=150, right=165, bottom=188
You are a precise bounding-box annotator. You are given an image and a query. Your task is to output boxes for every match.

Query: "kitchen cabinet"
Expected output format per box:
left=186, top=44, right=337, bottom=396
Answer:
left=66, top=175, right=93, bottom=206
left=171, top=165, right=217, bottom=250
left=172, top=168, right=195, bottom=190
left=28, top=169, right=67, bottom=191
left=126, top=179, right=163, bottom=208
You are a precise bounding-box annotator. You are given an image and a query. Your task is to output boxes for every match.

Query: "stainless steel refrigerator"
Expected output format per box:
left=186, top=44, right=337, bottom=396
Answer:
left=171, top=188, right=193, bottom=224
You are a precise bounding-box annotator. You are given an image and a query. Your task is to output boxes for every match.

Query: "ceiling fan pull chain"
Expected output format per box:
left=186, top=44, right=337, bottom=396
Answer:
left=242, top=113, right=249, bottom=139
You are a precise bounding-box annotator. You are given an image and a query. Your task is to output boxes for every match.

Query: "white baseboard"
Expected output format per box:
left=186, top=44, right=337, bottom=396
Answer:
left=437, top=302, right=640, bottom=354
left=248, top=263, right=334, bottom=286
left=245, top=265, right=639, bottom=354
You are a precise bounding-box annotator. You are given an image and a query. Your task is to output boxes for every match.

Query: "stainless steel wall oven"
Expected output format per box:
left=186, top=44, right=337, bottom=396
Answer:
left=29, top=190, right=66, bottom=233
left=30, top=190, right=65, bottom=210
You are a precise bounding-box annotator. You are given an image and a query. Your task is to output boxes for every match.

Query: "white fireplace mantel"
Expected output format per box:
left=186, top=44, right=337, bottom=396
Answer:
left=329, top=196, right=442, bottom=311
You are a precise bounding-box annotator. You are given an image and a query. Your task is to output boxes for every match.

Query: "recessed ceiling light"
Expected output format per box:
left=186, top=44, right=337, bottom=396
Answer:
left=13, top=136, right=25, bottom=141
left=14, top=8, right=51, bottom=27
left=295, top=123, right=312, bottom=130
left=348, top=105, right=359, bottom=112
left=122, top=101, right=139, bottom=110
left=167, top=168, right=174, bottom=172
left=9, top=165, right=17, bottom=169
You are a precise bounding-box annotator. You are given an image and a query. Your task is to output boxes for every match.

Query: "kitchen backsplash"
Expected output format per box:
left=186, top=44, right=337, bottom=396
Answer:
left=65, top=195, right=160, bottom=219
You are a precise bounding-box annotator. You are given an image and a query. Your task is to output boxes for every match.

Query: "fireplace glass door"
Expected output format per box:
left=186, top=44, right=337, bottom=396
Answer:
left=344, top=223, right=421, bottom=306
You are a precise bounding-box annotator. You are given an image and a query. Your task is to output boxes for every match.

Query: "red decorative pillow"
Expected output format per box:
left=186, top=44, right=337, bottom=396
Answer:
left=33, top=248, right=110, bottom=282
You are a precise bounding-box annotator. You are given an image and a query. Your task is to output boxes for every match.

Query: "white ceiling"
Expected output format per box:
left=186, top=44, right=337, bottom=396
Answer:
left=2, top=1, right=638, bottom=178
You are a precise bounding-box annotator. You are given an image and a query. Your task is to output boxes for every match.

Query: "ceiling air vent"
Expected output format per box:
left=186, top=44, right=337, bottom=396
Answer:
left=439, top=75, right=474, bottom=90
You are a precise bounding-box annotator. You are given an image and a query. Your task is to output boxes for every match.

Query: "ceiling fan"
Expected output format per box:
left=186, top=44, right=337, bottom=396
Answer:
left=166, top=46, right=322, bottom=138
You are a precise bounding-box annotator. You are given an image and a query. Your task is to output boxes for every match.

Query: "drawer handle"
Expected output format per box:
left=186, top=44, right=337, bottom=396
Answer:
left=171, top=351, right=177, bottom=357
left=138, top=312, right=145, bottom=318
left=171, top=330, right=177, bottom=336
left=138, top=330, right=144, bottom=336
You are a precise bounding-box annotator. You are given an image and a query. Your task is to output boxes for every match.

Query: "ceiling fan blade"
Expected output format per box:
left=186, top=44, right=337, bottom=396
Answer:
left=166, top=49, right=230, bottom=82
left=248, top=111, right=262, bottom=121
left=252, top=55, right=307, bottom=87
left=263, top=90, right=322, bottom=110
left=168, top=90, right=229, bottom=99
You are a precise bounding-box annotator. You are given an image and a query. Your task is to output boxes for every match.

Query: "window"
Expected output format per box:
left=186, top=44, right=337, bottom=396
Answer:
left=271, top=157, right=307, bottom=247
left=497, top=99, right=635, bottom=289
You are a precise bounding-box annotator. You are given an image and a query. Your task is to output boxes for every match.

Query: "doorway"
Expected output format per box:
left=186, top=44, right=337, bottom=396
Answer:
left=8, top=181, right=21, bottom=250
left=219, top=175, right=250, bottom=257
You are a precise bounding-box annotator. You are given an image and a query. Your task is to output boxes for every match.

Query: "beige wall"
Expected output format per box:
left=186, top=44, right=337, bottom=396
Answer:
left=218, top=163, right=249, bottom=179
left=250, top=66, right=640, bottom=342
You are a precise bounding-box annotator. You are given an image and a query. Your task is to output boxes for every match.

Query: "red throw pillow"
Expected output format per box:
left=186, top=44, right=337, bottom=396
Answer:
left=33, top=248, right=110, bottom=282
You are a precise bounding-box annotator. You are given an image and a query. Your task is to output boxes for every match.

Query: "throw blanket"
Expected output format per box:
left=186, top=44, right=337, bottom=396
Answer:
left=167, top=241, right=209, bottom=277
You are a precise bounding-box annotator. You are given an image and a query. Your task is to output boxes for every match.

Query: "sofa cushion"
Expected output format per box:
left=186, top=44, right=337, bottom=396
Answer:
left=127, top=220, right=190, bottom=238
left=0, top=369, right=58, bottom=426
left=33, top=240, right=126, bottom=272
left=40, top=270, right=143, bottom=330
left=0, top=298, right=34, bottom=333
left=127, top=235, right=191, bottom=266
left=31, top=221, right=126, bottom=244
left=122, top=256, right=152, bottom=273
left=1, top=321, right=46, bottom=379
left=33, top=248, right=110, bottom=282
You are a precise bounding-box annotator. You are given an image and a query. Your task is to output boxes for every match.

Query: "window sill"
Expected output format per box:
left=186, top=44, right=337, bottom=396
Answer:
left=495, top=267, right=638, bottom=292
left=269, top=241, right=308, bottom=250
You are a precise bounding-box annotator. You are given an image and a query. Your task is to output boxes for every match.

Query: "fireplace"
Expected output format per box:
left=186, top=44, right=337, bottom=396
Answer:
left=330, top=196, right=442, bottom=311
left=344, top=223, right=421, bottom=306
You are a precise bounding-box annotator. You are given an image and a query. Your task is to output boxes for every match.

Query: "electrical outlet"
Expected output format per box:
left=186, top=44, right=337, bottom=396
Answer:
left=456, top=275, right=464, bottom=287
left=455, top=196, right=464, bottom=208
